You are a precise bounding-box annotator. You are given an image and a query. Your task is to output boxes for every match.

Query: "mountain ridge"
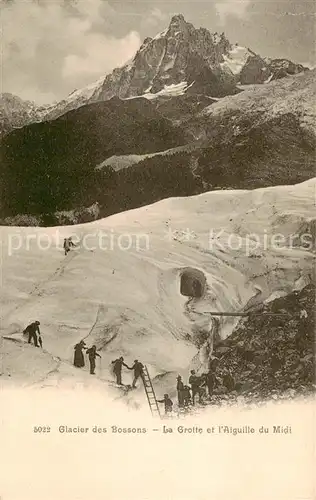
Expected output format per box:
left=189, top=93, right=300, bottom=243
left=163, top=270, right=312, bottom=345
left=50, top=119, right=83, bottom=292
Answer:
left=0, top=14, right=308, bottom=135
left=0, top=69, right=314, bottom=226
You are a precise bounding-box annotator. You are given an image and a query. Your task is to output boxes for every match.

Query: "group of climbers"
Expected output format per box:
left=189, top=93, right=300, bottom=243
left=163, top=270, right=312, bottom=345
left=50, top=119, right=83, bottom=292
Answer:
left=158, top=362, right=235, bottom=415
left=20, top=239, right=232, bottom=414
left=179, top=364, right=235, bottom=407
left=73, top=340, right=101, bottom=375
left=23, top=323, right=101, bottom=376
left=23, top=318, right=233, bottom=412
left=111, top=357, right=144, bottom=388
left=23, top=321, right=99, bottom=375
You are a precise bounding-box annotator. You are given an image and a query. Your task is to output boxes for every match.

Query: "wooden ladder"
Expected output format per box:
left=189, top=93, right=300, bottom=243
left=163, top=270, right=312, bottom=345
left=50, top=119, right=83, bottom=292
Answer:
left=142, top=365, right=161, bottom=419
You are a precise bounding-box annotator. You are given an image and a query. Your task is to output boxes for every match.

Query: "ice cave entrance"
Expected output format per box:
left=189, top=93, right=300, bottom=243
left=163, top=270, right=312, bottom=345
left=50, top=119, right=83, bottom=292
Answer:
left=180, top=268, right=206, bottom=298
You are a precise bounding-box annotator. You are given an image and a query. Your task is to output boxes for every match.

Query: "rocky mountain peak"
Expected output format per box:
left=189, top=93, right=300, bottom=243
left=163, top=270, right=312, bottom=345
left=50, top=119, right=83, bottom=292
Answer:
left=170, top=13, right=186, bottom=23
left=91, top=15, right=236, bottom=102
left=1, top=14, right=309, bottom=131
left=168, top=13, right=192, bottom=32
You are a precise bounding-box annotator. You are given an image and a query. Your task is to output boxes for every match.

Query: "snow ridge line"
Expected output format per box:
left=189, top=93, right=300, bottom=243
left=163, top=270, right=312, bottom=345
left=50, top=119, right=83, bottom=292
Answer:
left=1, top=241, right=83, bottom=323
left=1, top=335, right=114, bottom=387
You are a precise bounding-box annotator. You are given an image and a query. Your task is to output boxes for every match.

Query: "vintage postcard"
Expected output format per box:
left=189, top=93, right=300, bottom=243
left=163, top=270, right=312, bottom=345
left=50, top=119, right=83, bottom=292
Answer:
left=0, top=1, right=315, bottom=499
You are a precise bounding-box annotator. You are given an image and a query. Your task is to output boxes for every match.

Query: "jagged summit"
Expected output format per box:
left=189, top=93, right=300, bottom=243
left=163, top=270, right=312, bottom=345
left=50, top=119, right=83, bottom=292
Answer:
left=168, top=13, right=192, bottom=30
left=170, top=13, right=186, bottom=22
left=88, top=15, right=235, bottom=106
left=45, top=14, right=305, bottom=121
left=1, top=14, right=309, bottom=129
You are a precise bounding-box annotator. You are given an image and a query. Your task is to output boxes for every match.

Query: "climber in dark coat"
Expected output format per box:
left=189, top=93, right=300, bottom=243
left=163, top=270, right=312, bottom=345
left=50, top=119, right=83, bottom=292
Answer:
left=176, top=375, right=185, bottom=407
left=222, top=370, right=235, bottom=392
left=157, top=394, right=173, bottom=415
left=111, top=357, right=129, bottom=385
left=188, top=369, right=202, bottom=405
left=23, top=321, right=40, bottom=347
left=129, top=360, right=144, bottom=388
left=86, top=345, right=101, bottom=375
left=183, top=385, right=192, bottom=407
left=63, top=237, right=76, bottom=256
left=73, top=340, right=86, bottom=368
left=295, top=309, right=309, bottom=353
left=206, top=370, right=217, bottom=398
left=199, top=374, right=208, bottom=402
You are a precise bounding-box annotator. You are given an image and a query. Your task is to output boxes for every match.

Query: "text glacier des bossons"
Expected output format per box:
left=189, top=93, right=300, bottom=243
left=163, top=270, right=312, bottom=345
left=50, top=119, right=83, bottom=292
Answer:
left=58, top=425, right=292, bottom=435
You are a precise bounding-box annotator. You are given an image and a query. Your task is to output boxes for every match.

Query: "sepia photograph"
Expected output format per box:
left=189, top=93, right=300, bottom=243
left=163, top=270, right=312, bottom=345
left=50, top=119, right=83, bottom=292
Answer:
left=0, top=0, right=315, bottom=498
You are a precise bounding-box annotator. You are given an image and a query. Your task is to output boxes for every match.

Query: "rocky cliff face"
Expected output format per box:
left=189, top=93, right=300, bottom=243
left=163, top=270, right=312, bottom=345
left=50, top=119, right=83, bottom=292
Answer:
left=1, top=69, right=314, bottom=226
left=210, top=283, right=315, bottom=404
left=92, top=15, right=236, bottom=102
left=240, top=55, right=307, bottom=85
left=1, top=14, right=308, bottom=134
left=0, top=93, right=42, bottom=137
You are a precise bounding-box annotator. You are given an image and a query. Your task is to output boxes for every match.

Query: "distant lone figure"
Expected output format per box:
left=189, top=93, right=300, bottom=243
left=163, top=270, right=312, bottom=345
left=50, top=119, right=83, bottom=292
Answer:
left=74, top=340, right=86, bottom=368
left=157, top=394, right=173, bottom=415
left=111, top=356, right=129, bottom=385
left=129, top=359, right=144, bottom=388
left=86, top=345, right=101, bottom=375
left=63, top=237, right=76, bottom=256
left=23, top=321, right=40, bottom=347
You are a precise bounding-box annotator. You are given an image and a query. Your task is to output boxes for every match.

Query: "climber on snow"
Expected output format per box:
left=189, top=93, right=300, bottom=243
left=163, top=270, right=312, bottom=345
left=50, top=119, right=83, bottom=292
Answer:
left=111, top=356, right=129, bottom=385
left=176, top=375, right=185, bottom=407
left=205, top=369, right=217, bottom=398
left=129, top=359, right=144, bottom=388
left=157, top=394, right=173, bottom=415
left=23, top=321, right=41, bottom=347
left=63, top=237, right=76, bottom=256
left=183, top=385, right=192, bottom=407
left=86, top=345, right=101, bottom=375
left=189, top=369, right=202, bottom=405
left=74, top=340, right=87, bottom=368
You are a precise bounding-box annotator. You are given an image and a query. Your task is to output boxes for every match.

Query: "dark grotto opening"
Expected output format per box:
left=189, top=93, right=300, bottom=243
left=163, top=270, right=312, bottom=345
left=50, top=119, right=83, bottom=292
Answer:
left=180, top=268, right=207, bottom=298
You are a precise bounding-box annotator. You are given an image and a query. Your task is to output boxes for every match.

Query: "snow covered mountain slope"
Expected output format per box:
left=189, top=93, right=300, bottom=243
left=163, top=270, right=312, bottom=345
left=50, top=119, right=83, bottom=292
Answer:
left=1, top=15, right=308, bottom=133
left=221, top=45, right=253, bottom=76
left=91, top=15, right=236, bottom=102
left=43, top=76, right=105, bottom=122
left=1, top=179, right=314, bottom=409
left=1, top=69, right=314, bottom=226
left=70, top=17, right=306, bottom=114
left=96, top=144, right=190, bottom=172
left=202, top=68, right=316, bottom=134
left=0, top=93, right=53, bottom=137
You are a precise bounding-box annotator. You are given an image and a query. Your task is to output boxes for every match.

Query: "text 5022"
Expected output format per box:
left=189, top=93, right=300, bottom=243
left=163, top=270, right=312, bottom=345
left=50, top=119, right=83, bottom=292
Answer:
left=33, top=426, right=51, bottom=433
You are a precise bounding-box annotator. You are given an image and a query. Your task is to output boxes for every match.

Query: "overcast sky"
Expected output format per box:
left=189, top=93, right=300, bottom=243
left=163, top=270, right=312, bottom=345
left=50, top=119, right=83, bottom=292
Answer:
left=1, top=0, right=315, bottom=104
